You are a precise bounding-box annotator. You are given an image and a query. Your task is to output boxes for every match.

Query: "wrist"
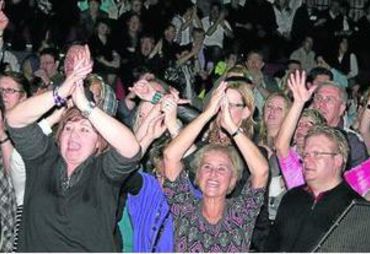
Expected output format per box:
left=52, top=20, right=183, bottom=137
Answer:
left=0, top=135, right=10, bottom=145
left=231, top=127, right=244, bottom=138
left=53, top=86, right=67, bottom=107
left=81, top=101, right=96, bottom=118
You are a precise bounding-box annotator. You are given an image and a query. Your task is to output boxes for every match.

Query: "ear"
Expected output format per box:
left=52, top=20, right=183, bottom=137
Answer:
left=333, top=154, right=344, bottom=173
left=241, top=106, right=251, bottom=120
left=339, top=102, right=346, bottom=117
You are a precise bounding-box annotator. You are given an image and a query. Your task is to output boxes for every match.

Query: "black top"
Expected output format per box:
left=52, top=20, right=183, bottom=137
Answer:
left=7, top=122, right=141, bottom=252
left=264, top=181, right=363, bottom=252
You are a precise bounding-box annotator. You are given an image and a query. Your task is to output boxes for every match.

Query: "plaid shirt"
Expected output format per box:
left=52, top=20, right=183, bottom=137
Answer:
left=0, top=161, right=17, bottom=252
left=100, top=83, right=118, bottom=116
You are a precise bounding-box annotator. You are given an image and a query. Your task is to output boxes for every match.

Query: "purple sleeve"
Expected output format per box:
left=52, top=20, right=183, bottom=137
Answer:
left=278, top=148, right=305, bottom=189
left=344, top=158, right=370, bottom=196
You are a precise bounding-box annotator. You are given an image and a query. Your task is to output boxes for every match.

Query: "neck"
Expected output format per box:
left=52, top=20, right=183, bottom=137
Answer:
left=267, top=125, right=280, bottom=137
left=67, top=163, right=78, bottom=177
left=201, top=197, right=226, bottom=224
left=329, top=117, right=341, bottom=128
left=308, top=177, right=342, bottom=197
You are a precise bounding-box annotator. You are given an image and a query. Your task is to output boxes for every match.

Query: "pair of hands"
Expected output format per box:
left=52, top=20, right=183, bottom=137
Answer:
left=128, top=73, right=189, bottom=104
left=135, top=89, right=183, bottom=143
left=205, top=81, right=239, bottom=135
left=59, top=45, right=93, bottom=112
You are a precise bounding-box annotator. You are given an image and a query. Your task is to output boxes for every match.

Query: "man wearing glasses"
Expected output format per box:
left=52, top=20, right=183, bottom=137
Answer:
left=311, top=82, right=368, bottom=168
left=265, top=125, right=363, bottom=252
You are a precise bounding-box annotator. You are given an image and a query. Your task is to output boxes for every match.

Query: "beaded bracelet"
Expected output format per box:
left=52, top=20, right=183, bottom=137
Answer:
left=53, top=86, right=67, bottom=107
left=150, top=91, right=163, bottom=104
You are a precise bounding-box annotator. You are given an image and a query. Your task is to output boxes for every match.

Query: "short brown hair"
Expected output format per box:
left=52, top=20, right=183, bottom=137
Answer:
left=55, top=107, right=108, bottom=155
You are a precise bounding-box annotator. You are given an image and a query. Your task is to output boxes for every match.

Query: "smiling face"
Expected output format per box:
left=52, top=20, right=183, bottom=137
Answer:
left=59, top=117, right=100, bottom=169
left=197, top=150, right=237, bottom=199
left=0, top=76, right=27, bottom=111
left=264, top=95, right=288, bottom=128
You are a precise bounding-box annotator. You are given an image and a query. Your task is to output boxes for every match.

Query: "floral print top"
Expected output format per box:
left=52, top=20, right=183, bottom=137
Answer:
left=163, top=171, right=265, bottom=252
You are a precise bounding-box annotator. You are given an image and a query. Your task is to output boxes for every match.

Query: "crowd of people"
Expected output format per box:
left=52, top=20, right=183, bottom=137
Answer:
left=0, top=0, right=369, bottom=252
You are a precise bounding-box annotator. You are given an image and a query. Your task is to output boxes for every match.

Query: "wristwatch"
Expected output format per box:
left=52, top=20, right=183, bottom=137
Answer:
left=81, top=101, right=96, bottom=118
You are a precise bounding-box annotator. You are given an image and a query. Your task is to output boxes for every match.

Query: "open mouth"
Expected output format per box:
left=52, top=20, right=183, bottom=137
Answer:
left=67, top=141, right=81, bottom=151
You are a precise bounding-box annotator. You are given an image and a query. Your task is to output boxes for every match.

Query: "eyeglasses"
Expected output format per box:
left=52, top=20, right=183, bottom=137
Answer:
left=302, top=151, right=338, bottom=160
left=313, top=95, right=338, bottom=105
left=229, top=102, right=245, bottom=109
left=0, top=88, right=23, bottom=95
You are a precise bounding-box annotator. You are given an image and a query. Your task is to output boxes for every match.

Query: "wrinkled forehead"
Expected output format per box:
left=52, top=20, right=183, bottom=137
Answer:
left=316, top=85, right=341, bottom=99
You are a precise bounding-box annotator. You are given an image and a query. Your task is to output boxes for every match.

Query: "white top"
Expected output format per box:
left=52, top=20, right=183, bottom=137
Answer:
left=9, top=119, right=53, bottom=206
left=201, top=16, right=231, bottom=48
left=172, top=15, right=193, bottom=46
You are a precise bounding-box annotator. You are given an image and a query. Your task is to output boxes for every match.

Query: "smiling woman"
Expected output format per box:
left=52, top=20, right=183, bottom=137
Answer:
left=4, top=45, right=141, bottom=252
left=163, top=81, right=268, bottom=252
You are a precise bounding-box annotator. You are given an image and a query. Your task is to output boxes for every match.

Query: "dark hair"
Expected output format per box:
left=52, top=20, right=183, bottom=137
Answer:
left=39, top=47, right=60, bottom=62
left=287, top=59, right=302, bottom=66
left=0, top=71, right=31, bottom=98
left=307, top=67, right=333, bottom=83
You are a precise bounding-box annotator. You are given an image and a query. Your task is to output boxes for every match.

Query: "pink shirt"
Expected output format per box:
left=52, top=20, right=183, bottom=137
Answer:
left=278, top=148, right=370, bottom=196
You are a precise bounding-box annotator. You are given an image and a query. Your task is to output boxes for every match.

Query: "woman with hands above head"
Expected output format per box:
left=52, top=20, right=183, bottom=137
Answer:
left=163, top=81, right=269, bottom=252
left=5, top=45, right=141, bottom=252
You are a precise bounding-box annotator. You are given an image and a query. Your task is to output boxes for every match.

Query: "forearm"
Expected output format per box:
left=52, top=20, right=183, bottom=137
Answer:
left=275, top=102, right=304, bottom=157
left=164, top=111, right=210, bottom=161
left=0, top=131, right=13, bottom=174
left=139, top=135, right=154, bottom=156
left=176, top=51, right=195, bottom=66
left=6, top=91, right=54, bottom=128
left=88, top=107, right=140, bottom=158
left=359, top=108, right=370, bottom=152
left=233, top=132, right=268, bottom=188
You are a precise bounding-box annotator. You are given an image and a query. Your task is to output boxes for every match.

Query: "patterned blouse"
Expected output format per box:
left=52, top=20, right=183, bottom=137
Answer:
left=163, top=171, right=265, bottom=252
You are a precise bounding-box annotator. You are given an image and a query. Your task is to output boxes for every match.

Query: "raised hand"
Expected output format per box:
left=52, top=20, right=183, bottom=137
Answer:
left=134, top=103, right=162, bottom=141
left=60, top=45, right=93, bottom=98
left=205, top=81, right=227, bottom=117
left=0, top=4, right=9, bottom=31
left=146, top=114, right=166, bottom=140
left=168, top=86, right=190, bottom=105
left=219, top=96, right=238, bottom=135
left=128, top=79, right=157, bottom=102
left=161, top=94, right=178, bottom=133
left=287, top=70, right=317, bottom=104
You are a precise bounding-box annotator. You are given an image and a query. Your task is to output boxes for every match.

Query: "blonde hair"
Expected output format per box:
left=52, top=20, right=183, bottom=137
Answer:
left=191, top=144, right=243, bottom=193
left=206, top=82, right=255, bottom=145
left=305, top=125, right=349, bottom=171
left=259, top=92, right=291, bottom=147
